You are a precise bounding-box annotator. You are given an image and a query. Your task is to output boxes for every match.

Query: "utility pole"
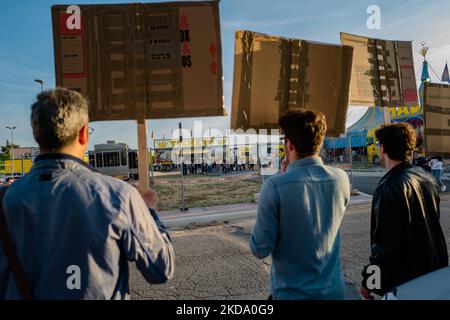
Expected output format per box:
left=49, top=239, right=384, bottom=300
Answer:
left=6, top=126, right=16, bottom=177
left=34, top=79, right=44, bottom=92
left=348, top=133, right=354, bottom=188
left=149, top=147, right=154, bottom=189
left=179, top=122, right=187, bottom=211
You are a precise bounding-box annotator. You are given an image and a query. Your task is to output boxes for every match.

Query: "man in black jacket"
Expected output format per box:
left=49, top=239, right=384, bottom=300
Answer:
left=361, top=122, right=448, bottom=298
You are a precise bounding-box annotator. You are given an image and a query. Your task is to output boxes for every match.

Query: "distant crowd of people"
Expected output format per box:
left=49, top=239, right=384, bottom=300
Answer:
left=0, top=177, right=14, bottom=186
left=181, top=159, right=256, bottom=175
left=413, top=153, right=447, bottom=192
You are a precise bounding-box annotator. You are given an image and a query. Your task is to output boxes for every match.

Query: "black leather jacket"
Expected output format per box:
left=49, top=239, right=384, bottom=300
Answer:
left=362, top=163, right=448, bottom=296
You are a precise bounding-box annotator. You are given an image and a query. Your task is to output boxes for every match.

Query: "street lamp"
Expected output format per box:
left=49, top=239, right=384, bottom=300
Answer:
left=34, top=79, right=44, bottom=92
left=179, top=122, right=188, bottom=211
left=6, top=126, right=17, bottom=177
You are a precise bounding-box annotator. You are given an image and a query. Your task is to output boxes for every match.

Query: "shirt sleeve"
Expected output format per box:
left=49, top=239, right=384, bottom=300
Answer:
left=0, top=244, right=7, bottom=299
left=149, top=208, right=170, bottom=239
left=0, top=192, right=8, bottom=298
left=250, top=179, right=280, bottom=259
left=121, top=187, right=175, bottom=284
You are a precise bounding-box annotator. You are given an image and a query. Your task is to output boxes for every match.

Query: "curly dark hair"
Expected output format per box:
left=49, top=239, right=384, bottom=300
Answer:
left=375, top=122, right=416, bottom=162
left=279, top=109, right=327, bottom=158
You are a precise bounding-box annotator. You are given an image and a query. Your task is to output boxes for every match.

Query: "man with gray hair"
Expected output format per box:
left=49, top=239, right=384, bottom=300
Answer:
left=0, top=88, right=175, bottom=299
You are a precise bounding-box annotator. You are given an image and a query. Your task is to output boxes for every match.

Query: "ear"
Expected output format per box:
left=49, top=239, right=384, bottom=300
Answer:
left=78, top=125, right=89, bottom=146
left=286, top=139, right=295, bottom=152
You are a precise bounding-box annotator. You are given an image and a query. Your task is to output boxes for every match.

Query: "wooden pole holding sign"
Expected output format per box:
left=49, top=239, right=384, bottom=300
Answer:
left=383, top=107, right=391, bottom=125
left=137, top=119, right=149, bottom=193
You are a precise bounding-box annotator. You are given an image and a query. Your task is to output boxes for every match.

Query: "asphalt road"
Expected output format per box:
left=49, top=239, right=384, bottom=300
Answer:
left=351, top=176, right=383, bottom=195
left=129, top=199, right=450, bottom=300
left=351, top=175, right=450, bottom=195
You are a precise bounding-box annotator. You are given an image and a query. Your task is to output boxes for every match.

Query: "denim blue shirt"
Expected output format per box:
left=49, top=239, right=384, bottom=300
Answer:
left=250, top=156, right=350, bottom=300
left=0, top=154, right=175, bottom=299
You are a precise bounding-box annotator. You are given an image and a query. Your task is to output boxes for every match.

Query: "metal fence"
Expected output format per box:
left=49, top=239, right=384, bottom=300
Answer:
left=321, top=131, right=377, bottom=169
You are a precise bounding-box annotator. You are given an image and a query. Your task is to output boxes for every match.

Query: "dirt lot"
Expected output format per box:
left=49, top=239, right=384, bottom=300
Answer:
left=149, top=172, right=263, bottom=211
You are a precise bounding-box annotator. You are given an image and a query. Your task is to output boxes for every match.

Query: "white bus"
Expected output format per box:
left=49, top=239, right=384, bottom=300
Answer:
left=88, top=141, right=139, bottom=180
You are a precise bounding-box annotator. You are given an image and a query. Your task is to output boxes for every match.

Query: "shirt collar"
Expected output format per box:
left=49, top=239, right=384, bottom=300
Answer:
left=35, top=153, right=98, bottom=172
left=379, top=161, right=410, bottom=183
left=286, top=156, right=323, bottom=171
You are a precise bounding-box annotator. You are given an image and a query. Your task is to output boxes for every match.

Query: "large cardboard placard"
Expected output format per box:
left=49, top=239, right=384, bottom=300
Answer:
left=231, top=30, right=353, bottom=137
left=424, top=82, right=450, bottom=155
left=52, top=1, right=225, bottom=121
left=341, top=33, right=418, bottom=108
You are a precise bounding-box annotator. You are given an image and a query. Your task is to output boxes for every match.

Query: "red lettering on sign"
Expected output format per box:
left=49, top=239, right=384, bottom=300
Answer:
left=182, top=42, right=191, bottom=55
left=180, top=13, right=189, bottom=29
left=210, top=60, right=218, bottom=75
left=208, top=43, right=216, bottom=58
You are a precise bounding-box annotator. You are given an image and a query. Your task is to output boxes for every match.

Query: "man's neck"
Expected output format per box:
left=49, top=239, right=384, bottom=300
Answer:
left=298, top=153, right=319, bottom=161
left=287, top=153, right=318, bottom=165
left=385, top=158, right=403, bottom=173
left=39, top=147, right=84, bottom=161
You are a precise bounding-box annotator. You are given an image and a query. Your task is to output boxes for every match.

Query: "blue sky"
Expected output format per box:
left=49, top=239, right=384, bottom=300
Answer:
left=1, top=0, right=450, bottom=149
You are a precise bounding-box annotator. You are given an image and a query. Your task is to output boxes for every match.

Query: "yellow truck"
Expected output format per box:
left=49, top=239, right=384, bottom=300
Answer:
left=366, top=128, right=380, bottom=165
left=0, top=159, right=33, bottom=176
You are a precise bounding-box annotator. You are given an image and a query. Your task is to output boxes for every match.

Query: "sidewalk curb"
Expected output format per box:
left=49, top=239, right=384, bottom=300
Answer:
left=160, top=193, right=373, bottom=230
left=349, top=192, right=373, bottom=205
left=163, top=210, right=257, bottom=230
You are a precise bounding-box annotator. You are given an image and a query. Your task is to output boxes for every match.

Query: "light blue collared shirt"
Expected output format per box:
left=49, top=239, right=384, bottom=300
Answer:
left=0, top=153, right=175, bottom=300
left=250, top=156, right=350, bottom=300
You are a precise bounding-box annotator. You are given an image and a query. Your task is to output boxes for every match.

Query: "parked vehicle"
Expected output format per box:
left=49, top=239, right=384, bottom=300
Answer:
left=87, top=141, right=141, bottom=180
left=383, top=266, right=450, bottom=300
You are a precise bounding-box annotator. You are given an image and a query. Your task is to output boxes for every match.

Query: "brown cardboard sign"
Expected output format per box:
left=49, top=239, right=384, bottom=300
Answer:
left=341, top=33, right=418, bottom=108
left=424, top=82, right=450, bottom=155
left=52, top=1, right=225, bottom=121
left=230, top=30, right=353, bottom=137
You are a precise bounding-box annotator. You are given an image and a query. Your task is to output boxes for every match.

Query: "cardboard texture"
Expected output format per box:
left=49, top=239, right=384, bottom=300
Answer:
left=231, top=30, right=353, bottom=137
left=52, top=1, right=224, bottom=121
left=341, top=33, right=418, bottom=108
left=423, top=82, right=450, bottom=155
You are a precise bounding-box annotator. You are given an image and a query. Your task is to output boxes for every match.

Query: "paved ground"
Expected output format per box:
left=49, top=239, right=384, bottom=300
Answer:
left=130, top=220, right=271, bottom=300
left=351, top=175, right=450, bottom=195
left=129, top=198, right=450, bottom=300
left=129, top=175, right=450, bottom=300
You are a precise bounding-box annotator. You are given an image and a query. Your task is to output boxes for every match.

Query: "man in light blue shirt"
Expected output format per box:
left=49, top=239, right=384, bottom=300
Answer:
left=0, top=89, right=175, bottom=299
left=250, top=110, right=350, bottom=300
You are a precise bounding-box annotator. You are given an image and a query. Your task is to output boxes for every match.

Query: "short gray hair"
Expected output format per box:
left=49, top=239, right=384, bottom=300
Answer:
left=31, top=88, right=89, bottom=151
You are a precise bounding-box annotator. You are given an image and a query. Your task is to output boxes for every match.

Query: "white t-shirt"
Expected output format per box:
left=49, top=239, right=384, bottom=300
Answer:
left=430, top=158, right=443, bottom=170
